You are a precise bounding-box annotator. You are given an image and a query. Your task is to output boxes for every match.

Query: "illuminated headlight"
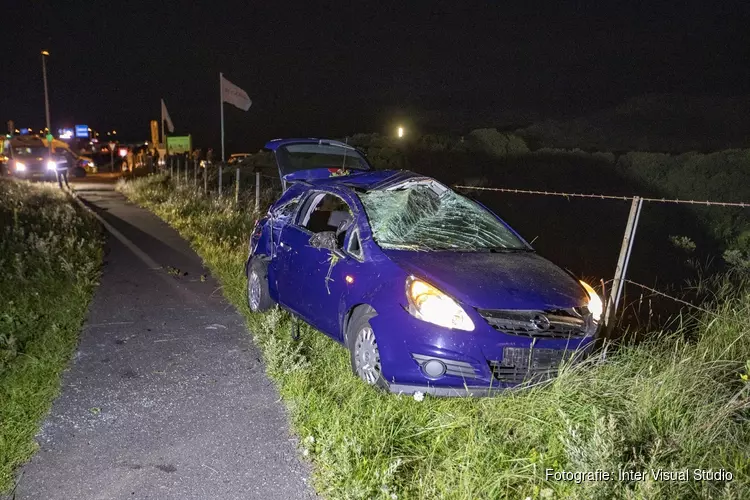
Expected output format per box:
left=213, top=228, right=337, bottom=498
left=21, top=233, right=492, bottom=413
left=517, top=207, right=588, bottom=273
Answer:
left=580, top=281, right=603, bottom=322
left=406, top=276, right=475, bottom=331
left=15, top=162, right=26, bottom=172
left=47, top=160, right=58, bottom=171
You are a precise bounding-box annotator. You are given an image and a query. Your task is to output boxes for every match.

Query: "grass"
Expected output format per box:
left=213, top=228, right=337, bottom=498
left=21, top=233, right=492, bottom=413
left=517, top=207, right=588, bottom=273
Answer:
left=119, top=173, right=750, bottom=499
left=0, top=179, right=102, bottom=493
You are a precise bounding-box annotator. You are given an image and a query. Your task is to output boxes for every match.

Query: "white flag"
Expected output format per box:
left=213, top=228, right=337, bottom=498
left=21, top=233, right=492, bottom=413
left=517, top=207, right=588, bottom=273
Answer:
left=161, top=99, right=174, bottom=133
left=220, top=74, right=252, bottom=111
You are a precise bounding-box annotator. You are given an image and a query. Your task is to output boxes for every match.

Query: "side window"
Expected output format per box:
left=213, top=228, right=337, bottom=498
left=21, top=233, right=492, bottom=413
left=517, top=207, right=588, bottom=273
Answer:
left=272, top=196, right=301, bottom=221
left=347, top=227, right=363, bottom=260
left=299, top=193, right=353, bottom=236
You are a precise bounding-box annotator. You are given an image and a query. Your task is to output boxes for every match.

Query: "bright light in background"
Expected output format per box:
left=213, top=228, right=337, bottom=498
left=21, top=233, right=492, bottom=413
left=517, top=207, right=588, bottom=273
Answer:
left=397, top=126, right=405, bottom=138
left=41, top=50, right=49, bottom=56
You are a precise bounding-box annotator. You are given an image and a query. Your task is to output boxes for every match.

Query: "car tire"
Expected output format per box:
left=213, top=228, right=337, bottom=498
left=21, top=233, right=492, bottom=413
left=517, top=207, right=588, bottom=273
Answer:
left=347, top=309, right=388, bottom=390
left=247, top=259, right=273, bottom=312
left=72, top=166, right=87, bottom=178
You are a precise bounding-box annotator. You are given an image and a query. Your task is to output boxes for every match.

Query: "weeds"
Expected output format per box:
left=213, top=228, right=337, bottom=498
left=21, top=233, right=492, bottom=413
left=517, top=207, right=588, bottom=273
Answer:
left=0, top=179, right=101, bottom=492
left=119, top=174, right=749, bottom=499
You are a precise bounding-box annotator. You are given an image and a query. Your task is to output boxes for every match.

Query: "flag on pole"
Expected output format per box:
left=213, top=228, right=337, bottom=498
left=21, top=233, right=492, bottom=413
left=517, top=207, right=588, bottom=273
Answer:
left=220, top=75, right=252, bottom=111
left=161, top=99, right=175, bottom=133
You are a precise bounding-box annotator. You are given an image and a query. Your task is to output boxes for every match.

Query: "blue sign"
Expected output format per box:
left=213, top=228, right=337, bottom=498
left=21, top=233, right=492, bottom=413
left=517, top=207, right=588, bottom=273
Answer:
left=19, top=128, right=31, bottom=135
left=75, top=125, right=89, bottom=138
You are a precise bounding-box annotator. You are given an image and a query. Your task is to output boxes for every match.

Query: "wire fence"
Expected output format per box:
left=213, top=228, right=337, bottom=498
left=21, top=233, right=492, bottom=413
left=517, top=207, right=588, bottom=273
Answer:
left=454, top=185, right=750, bottom=208
left=454, top=183, right=750, bottom=333
left=130, top=162, right=743, bottom=328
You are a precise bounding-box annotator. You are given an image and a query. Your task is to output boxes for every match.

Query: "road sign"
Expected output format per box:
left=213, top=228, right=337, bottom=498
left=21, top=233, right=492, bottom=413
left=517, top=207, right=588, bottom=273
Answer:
left=166, top=135, right=192, bottom=155
left=150, top=120, right=159, bottom=149
left=75, top=124, right=90, bottom=138
left=46, top=133, right=54, bottom=142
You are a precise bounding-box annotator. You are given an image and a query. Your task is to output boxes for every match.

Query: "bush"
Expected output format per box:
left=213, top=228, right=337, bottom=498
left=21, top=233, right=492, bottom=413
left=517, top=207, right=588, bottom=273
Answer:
left=0, top=179, right=101, bottom=492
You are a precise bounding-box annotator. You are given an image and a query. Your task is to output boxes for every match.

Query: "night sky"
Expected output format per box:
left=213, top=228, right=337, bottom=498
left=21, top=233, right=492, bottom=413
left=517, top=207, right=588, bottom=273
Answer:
left=3, top=1, right=749, bottom=152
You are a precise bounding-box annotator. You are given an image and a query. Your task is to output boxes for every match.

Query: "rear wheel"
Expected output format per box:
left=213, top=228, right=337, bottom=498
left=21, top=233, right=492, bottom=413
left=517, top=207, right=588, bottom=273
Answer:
left=347, top=309, right=388, bottom=390
left=247, top=259, right=273, bottom=312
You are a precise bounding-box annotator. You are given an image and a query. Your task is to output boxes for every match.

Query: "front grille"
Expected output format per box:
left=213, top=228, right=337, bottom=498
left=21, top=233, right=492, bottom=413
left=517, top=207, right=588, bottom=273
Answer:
left=488, top=347, right=575, bottom=384
left=478, top=308, right=592, bottom=339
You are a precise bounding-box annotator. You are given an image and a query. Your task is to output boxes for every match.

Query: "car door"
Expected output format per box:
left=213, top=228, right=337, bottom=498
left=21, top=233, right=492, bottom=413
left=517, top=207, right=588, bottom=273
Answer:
left=276, top=191, right=357, bottom=336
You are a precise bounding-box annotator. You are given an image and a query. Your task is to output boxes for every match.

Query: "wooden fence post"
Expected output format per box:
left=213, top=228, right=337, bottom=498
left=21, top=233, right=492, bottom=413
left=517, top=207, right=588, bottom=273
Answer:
left=255, top=170, right=260, bottom=213
left=218, top=164, right=223, bottom=197
left=235, top=167, right=240, bottom=205
left=604, top=196, right=643, bottom=335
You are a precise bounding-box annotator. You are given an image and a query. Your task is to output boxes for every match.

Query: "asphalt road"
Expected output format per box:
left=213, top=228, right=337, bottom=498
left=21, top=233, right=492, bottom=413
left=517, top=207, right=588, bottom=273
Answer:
left=14, top=177, right=313, bottom=500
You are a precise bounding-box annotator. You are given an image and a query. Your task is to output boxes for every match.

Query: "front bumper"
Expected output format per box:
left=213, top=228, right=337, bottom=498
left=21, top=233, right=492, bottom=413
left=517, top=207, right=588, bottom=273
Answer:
left=369, top=302, right=596, bottom=395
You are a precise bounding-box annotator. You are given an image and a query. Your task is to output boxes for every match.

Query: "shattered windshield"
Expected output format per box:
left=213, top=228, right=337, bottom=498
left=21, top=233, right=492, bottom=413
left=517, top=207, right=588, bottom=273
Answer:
left=359, top=181, right=529, bottom=251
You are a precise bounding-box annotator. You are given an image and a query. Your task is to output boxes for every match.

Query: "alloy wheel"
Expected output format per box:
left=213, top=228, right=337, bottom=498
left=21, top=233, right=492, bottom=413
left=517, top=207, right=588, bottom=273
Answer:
left=354, top=326, right=382, bottom=385
left=249, top=270, right=261, bottom=311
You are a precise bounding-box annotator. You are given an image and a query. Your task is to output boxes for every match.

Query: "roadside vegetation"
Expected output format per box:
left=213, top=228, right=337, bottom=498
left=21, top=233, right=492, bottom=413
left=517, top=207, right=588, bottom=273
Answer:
left=0, top=179, right=101, bottom=492
left=120, top=174, right=749, bottom=499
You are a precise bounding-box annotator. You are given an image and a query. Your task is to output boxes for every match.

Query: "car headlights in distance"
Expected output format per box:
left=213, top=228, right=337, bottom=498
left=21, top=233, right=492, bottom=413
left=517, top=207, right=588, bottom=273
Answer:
left=15, top=161, right=26, bottom=172
left=580, top=280, right=603, bottom=322
left=47, top=160, right=58, bottom=171
left=406, top=276, right=475, bottom=331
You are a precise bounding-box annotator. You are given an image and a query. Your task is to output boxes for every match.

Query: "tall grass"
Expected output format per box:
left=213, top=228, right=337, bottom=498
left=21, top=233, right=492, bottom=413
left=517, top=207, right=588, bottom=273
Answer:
left=0, top=179, right=102, bottom=492
left=119, top=174, right=749, bottom=499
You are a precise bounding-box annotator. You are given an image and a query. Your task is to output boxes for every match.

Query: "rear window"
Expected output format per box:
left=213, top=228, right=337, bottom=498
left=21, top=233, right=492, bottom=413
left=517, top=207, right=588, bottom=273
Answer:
left=276, top=144, right=370, bottom=173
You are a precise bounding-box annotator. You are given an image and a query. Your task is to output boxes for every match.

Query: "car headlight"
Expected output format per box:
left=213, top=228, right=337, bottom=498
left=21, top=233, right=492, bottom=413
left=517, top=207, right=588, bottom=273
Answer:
left=15, top=161, right=26, bottom=171
left=405, top=276, right=475, bottom=331
left=47, top=160, right=58, bottom=171
left=580, top=281, right=603, bottom=322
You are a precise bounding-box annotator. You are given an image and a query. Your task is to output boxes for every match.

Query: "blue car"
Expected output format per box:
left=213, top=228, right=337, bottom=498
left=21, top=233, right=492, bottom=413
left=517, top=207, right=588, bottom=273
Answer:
left=246, top=138, right=603, bottom=396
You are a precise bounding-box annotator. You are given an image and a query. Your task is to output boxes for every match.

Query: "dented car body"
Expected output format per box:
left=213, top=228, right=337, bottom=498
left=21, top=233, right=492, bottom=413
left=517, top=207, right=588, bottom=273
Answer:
left=246, top=138, right=602, bottom=396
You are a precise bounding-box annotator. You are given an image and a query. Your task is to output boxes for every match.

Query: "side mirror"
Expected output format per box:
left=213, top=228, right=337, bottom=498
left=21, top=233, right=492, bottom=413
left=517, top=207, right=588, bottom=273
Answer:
left=336, top=217, right=353, bottom=237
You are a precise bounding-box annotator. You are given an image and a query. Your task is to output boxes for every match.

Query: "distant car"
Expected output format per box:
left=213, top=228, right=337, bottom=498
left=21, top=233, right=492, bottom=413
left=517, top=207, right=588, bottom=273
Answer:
left=228, top=153, right=251, bottom=166
left=245, top=138, right=602, bottom=396
left=6, top=144, right=60, bottom=180
left=76, top=154, right=97, bottom=174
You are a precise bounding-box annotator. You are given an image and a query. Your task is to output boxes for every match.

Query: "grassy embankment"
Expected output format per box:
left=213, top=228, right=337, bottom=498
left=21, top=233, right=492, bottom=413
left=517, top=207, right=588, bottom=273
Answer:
left=119, top=173, right=749, bottom=499
left=0, top=179, right=101, bottom=492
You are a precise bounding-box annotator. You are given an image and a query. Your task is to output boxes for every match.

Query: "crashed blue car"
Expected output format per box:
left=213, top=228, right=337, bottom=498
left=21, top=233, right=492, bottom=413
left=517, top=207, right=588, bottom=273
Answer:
left=246, top=138, right=602, bottom=396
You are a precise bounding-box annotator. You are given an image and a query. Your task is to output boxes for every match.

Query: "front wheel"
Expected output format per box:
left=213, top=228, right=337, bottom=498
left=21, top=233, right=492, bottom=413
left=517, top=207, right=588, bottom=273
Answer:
left=347, top=309, right=388, bottom=390
left=247, top=259, right=274, bottom=312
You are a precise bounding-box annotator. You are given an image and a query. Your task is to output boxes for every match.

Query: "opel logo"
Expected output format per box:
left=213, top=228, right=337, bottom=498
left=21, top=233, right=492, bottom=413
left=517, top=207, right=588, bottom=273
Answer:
left=531, top=314, right=551, bottom=330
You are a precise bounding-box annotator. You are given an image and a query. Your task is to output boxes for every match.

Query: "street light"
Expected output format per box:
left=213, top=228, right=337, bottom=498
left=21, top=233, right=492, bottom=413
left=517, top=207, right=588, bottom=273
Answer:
left=397, top=126, right=405, bottom=138
left=41, top=50, right=52, bottom=158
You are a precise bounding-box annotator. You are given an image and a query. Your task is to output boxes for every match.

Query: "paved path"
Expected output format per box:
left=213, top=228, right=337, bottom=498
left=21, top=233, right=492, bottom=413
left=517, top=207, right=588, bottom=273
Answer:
left=14, top=180, right=313, bottom=500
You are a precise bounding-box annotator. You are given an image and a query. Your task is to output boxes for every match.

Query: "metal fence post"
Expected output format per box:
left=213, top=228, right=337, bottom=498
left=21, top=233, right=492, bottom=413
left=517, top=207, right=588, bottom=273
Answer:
left=185, top=157, right=189, bottom=184
left=218, top=164, right=223, bottom=197
left=170, top=156, right=174, bottom=178
left=255, top=170, right=260, bottom=213
left=193, top=158, right=197, bottom=188
left=204, top=163, right=208, bottom=195
left=604, top=196, right=643, bottom=333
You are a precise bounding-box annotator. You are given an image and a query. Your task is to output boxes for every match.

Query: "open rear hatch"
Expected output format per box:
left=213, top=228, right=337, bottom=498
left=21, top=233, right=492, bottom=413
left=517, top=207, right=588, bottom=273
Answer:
left=264, top=139, right=373, bottom=189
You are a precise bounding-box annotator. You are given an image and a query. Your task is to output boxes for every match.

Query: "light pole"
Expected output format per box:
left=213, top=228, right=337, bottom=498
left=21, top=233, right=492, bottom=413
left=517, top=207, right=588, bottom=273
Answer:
left=41, top=50, right=51, bottom=158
